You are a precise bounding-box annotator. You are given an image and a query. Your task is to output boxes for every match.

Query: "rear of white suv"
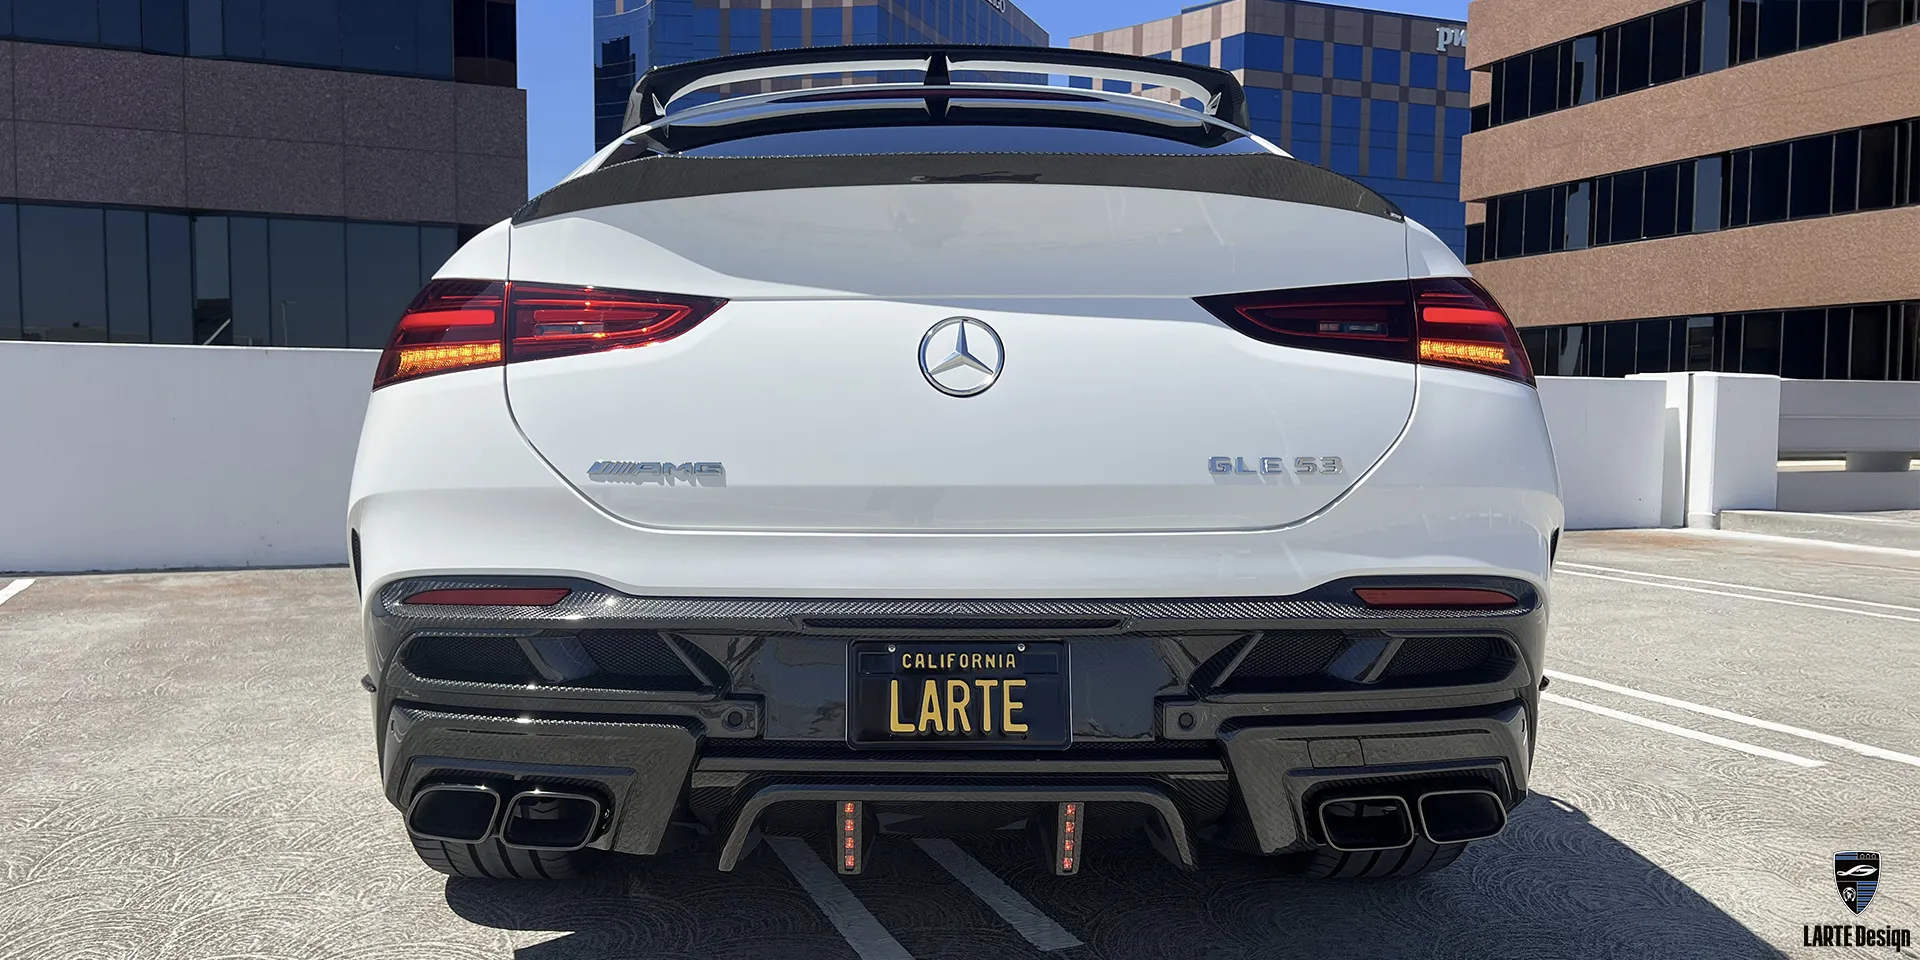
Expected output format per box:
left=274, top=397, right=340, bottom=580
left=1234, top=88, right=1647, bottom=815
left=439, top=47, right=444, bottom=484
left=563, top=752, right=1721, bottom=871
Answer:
left=349, top=45, right=1562, bottom=883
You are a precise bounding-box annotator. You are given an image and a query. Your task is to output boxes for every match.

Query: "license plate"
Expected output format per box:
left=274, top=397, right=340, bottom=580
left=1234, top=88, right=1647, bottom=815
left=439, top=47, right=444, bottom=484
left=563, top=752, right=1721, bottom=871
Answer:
left=849, top=641, right=1069, bottom=749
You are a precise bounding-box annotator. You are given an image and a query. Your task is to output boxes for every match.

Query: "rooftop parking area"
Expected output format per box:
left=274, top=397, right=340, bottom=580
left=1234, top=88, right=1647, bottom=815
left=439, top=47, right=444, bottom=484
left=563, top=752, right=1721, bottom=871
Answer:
left=1, top=529, right=1916, bottom=959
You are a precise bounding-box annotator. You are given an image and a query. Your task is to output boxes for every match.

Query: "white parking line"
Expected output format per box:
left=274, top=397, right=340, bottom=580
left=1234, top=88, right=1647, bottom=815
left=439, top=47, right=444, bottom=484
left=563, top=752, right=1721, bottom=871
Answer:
left=1560, top=562, right=1920, bottom=614
left=0, top=579, right=34, bottom=606
left=1541, top=692, right=1826, bottom=768
left=1555, top=570, right=1920, bottom=624
left=769, top=837, right=915, bottom=960
left=915, top=839, right=1082, bottom=951
left=1546, top=670, right=1920, bottom=769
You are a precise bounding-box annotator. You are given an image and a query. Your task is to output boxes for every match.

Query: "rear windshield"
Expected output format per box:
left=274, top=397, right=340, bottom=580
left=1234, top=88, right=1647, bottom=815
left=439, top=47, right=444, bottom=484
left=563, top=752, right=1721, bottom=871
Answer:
left=677, top=124, right=1270, bottom=158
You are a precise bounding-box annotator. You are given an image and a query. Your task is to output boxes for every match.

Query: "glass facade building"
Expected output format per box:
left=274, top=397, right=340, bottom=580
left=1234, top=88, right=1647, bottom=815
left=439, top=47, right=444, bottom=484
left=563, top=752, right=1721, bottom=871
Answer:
left=1071, top=0, right=1473, bottom=258
left=593, top=0, right=1050, bottom=150
left=0, top=1, right=524, bottom=347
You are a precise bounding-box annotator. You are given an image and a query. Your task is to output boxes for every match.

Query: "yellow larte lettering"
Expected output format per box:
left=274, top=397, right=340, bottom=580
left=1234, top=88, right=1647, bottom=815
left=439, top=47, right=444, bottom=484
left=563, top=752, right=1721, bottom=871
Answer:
left=974, top=679, right=999, bottom=733
left=888, top=679, right=915, bottom=733
left=946, top=679, right=972, bottom=732
left=918, top=678, right=944, bottom=733
left=1002, top=678, right=1027, bottom=733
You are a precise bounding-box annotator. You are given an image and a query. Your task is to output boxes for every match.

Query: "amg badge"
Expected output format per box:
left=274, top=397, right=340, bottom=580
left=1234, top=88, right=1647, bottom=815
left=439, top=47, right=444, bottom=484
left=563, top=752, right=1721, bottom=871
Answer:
left=1208, top=456, right=1344, bottom=475
left=587, top=460, right=724, bottom=484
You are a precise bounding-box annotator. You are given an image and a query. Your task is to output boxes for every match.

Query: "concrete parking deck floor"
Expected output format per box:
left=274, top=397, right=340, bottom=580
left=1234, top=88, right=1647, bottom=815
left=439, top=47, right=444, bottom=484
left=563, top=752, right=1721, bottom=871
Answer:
left=2, top=530, right=1917, bottom=959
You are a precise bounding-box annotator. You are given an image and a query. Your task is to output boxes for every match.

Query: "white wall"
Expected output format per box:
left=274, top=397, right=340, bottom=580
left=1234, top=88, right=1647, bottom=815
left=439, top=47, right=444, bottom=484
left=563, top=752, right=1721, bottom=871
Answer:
left=1536, top=377, right=1668, bottom=530
left=0, top=342, right=376, bottom=573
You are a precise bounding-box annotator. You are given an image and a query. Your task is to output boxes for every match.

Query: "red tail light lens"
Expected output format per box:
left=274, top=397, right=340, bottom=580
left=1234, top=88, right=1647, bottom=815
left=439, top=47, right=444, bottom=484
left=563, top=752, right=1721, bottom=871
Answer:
left=373, top=280, right=506, bottom=389
left=509, top=283, right=726, bottom=363
left=1413, top=277, right=1533, bottom=386
left=1195, top=280, right=1415, bottom=363
left=1196, top=277, right=1533, bottom=387
left=372, top=280, right=727, bottom=389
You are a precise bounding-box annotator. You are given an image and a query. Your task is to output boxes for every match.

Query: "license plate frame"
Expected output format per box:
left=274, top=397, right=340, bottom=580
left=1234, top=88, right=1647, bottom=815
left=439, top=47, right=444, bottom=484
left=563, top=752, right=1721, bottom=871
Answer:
left=847, top=640, right=1070, bottom=750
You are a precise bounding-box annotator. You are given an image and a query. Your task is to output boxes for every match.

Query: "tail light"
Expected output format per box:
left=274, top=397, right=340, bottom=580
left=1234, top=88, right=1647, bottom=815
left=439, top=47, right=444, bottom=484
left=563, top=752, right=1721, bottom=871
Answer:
left=373, top=280, right=726, bottom=389
left=1413, top=277, right=1533, bottom=384
left=373, top=280, right=506, bottom=389
left=403, top=587, right=572, bottom=606
left=1354, top=587, right=1517, bottom=609
left=1196, top=277, right=1533, bottom=386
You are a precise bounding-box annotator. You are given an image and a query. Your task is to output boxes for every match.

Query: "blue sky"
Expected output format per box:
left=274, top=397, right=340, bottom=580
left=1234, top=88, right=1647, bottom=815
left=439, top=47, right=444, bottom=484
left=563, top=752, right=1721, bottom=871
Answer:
left=519, top=0, right=1471, bottom=195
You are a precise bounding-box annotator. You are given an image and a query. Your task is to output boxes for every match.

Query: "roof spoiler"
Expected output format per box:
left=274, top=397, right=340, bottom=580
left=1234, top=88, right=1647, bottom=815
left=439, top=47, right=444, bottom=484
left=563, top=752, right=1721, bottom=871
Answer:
left=623, top=44, right=1252, bottom=132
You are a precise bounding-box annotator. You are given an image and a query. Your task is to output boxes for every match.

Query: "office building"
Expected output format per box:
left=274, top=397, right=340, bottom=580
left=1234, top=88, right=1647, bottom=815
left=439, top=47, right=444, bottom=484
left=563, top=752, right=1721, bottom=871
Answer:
left=593, top=0, right=1050, bottom=150
left=1462, top=0, right=1920, bottom=381
left=1071, top=0, right=1474, bottom=257
left=0, top=0, right=527, bottom=349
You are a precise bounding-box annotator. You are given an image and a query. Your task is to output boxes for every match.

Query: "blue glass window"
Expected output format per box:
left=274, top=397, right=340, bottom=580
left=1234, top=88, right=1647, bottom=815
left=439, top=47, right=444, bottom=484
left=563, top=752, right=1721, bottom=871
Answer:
left=1247, top=87, right=1285, bottom=125
left=771, top=9, right=801, bottom=49
left=1369, top=99, right=1398, bottom=136
left=1220, top=33, right=1245, bottom=71
left=1333, top=43, right=1363, bottom=80
left=1289, top=126, right=1321, bottom=164
left=1369, top=146, right=1398, bottom=177
left=1182, top=42, right=1209, bottom=65
left=1291, top=91, right=1323, bottom=126
left=1447, top=56, right=1471, bottom=92
left=1331, top=95, right=1361, bottom=130
left=1244, top=32, right=1285, bottom=68
left=810, top=7, right=841, bottom=45
left=850, top=6, right=878, bottom=42
left=1407, top=103, right=1436, bottom=139
left=728, top=8, right=760, bottom=53
left=1330, top=144, right=1360, bottom=174
left=1444, top=106, right=1471, bottom=140
left=1371, top=49, right=1401, bottom=84
left=1408, top=52, right=1437, bottom=88
left=1103, top=79, right=1130, bottom=94
left=1408, top=150, right=1435, bottom=179
left=1291, top=37, right=1323, bottom=75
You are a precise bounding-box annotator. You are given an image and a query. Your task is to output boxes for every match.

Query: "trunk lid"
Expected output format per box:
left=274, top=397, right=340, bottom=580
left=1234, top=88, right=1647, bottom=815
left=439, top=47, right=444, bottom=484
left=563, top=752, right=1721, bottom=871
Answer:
left=504, top=181, right=1414, bottom=533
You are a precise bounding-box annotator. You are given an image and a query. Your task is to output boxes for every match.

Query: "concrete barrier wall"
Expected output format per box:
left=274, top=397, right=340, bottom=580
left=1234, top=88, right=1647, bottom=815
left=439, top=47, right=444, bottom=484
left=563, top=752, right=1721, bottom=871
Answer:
left=1536, top=377, right=1668, bottom=530
left=0, top=342, right=376, bottom=573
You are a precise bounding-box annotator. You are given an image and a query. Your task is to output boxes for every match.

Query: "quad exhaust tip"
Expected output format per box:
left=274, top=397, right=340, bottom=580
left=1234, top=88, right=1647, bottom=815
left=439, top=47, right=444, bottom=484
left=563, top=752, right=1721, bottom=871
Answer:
left=1316, top=794, right=1415, bottom=852
left=499, top=788, right=604, bottom=852
left=406, top=783, right=503, bottom=844
left=1416, top=788, right=1508, bottom=844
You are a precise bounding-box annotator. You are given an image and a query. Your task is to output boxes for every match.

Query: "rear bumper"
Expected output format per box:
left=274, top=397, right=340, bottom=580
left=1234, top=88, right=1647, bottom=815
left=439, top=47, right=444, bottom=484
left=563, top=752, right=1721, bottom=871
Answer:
left=369, top=575, right=1542, bottom=864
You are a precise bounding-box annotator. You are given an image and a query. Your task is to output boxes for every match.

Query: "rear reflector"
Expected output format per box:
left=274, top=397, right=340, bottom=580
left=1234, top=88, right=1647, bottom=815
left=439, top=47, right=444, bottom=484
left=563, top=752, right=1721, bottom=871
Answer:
left=1195, top=276, right=1533, bottom=386
left=1353, top=587, right=1517, bottom=609
left=1056, top=801, right=1082, bottom=875
left=403, top=588, right=572, bottom=606
left=838, top=800, right=865, bottom=874
left=373, top=280, right=726, bottom=389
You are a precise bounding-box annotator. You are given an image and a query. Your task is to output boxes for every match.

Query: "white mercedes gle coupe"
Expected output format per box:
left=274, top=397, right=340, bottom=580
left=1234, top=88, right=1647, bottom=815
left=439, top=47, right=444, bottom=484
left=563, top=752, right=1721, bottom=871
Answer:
left=349, top=45, right=1563, bottom=884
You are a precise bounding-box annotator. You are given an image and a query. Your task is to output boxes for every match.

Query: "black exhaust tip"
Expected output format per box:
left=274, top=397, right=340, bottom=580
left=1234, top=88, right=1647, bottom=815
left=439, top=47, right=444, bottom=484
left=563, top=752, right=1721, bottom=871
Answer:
left=407, top=783, right=502, bottom=844
left=1316, top=794, right=1414, bottom=852
left=1417, top=789, right=1508, bottom=843
left=500, top=788, right=604, bottom=851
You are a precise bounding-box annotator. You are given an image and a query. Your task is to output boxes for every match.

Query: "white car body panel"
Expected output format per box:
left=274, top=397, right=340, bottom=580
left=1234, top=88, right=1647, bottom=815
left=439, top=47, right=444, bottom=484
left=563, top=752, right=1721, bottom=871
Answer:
left=352, top=79, right=1562, bottom=606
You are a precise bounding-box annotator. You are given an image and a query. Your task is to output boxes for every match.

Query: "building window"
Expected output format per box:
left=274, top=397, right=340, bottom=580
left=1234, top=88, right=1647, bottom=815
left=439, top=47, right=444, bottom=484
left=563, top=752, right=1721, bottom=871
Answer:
left=1516, top=301, right=1920, bottom=381
left=0, top=1, right=502, bottom=85
left=1479, top=0, right=1918, bottom=131
left=0, top=201, right=459, bottom=349
left=1470, top=117, right=1920, bottom=264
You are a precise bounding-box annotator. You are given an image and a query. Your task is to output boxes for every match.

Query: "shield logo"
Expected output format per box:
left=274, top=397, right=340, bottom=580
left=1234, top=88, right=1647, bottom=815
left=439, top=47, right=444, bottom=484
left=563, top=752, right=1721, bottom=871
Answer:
left=1835, top=852, right=1880, bottom=915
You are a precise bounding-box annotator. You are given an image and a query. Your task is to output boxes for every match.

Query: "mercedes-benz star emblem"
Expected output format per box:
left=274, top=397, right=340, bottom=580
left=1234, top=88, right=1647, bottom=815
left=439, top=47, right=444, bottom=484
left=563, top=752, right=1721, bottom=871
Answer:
left=918, top=317, right=1005, bottom=397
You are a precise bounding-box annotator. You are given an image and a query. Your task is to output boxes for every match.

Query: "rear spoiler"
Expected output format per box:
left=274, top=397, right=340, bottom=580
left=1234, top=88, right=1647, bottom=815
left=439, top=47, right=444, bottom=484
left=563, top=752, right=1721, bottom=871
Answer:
left=623, top=44, right=1252, bottom=132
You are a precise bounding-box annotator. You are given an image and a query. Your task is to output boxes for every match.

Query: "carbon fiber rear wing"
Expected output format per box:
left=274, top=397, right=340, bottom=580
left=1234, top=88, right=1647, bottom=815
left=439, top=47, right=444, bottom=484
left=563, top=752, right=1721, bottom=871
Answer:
left=622, top=44, right=1252, bottom=132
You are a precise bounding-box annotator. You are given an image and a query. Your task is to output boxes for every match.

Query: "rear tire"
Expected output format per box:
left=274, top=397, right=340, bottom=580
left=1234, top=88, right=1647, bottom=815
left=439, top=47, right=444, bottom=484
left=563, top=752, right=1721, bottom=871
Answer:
left=410, top=835, right=605, bottom=880
left=1280, top=838, right=1467, bottom=880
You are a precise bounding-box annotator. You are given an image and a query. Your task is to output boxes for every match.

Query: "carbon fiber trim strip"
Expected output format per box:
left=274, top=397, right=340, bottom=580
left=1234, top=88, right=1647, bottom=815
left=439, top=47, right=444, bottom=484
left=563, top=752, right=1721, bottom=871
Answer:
left=376, top=577, right=1536, bottom=627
